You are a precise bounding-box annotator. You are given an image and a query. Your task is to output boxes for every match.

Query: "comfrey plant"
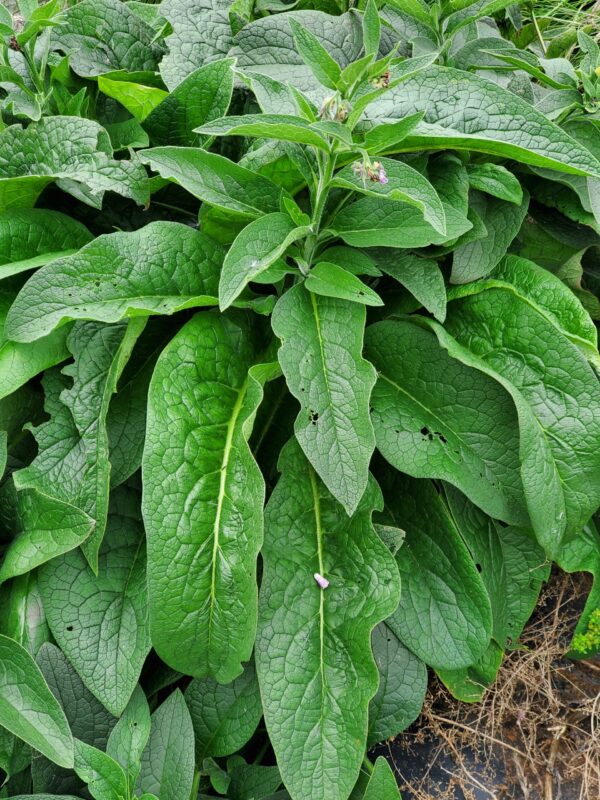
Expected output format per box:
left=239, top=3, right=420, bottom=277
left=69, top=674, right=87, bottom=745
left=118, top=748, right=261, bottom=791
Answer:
left=0, top=1, right=599, bottom=799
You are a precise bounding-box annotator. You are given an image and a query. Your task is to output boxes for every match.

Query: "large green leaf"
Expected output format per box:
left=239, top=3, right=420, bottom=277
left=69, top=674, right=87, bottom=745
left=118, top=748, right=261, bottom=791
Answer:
left=38, top=486, right=150, bottom=716
left=367, top=67, right=600, bottom=176
left=445, top=487, right=549, bottom=647
left=0, top=635, right=74, bottom=768
left=0, top=117, right=149, bottom=210
left=142, top=312, right=273, bottom=681
left=0, top=209, right=92, bottom=279
left=5, top=222, right=223, bottom=343
left=185, top=663, right=263, bottom=760
left=14, top=321, right=143, bottom=569
left=34, top=644, right=116, bottom=797
left=159, top=0, right=232, bottom=90
left=144, top=59, right=235, bottom=147
left=366, top=320, right=528, bottom=525
left=136, top=690, right=195, bottom=800
left=140, top=148, right=283, bottom=218
left=256, top=439, right=400, bottom=800
left=53, top=0, right=164, bottom=77
left=368, top=622, right=426, bottom=746
left=380, top=474, right=492, bottom=670
left=441, top=286, right=600, bottom=552
left=272, top=284, right=376, bottom=515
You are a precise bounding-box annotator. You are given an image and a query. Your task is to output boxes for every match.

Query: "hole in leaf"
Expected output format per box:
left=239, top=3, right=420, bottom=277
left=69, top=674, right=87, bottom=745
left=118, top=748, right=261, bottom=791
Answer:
left=309, top=410, right=319, bottom=425
left=66, top=625, right=74, bottom=632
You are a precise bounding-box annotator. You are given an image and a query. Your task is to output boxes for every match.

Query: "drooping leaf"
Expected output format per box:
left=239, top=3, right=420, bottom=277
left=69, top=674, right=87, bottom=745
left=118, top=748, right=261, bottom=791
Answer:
left=185, top=662, right=263, bottom=761
left=97, top=77, right=168, bottom=122
left=141, top=148, right=283, bottom=218
left=14, top=321, right=143, bottom=569
left=5, top=223, right=223, bottom=343
left=144, top=59, right=235, bottom=146
left=256, top=439, right=400, bottom=800
left=52, top=0, right=164, bottom=77
left=219, top=213, right=308, bottom=310
left=38, top=485, right=151, bottom=716
left=0, top=116, right=149, bottom=210
left=0, top=635, right=74, bottom=769
left=136, top=690, right=195, bottom=800
left=380, top=473, right=492, bottom=671
left=368, top=622, right=427, bottom=746
left=371, top=251, right=446, bottom=322
left=142, top=312, right=274, bottom=681
left=159, top=0, right=233, bottom=90
left=272, top=284, right=376, bottom=515
left=366, top=320, right=528, bottom=526
left=368, top=67, right=600, bottom=176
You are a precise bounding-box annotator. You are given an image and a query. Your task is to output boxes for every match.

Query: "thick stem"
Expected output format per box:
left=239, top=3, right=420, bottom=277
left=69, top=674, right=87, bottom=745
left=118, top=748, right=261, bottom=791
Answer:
left=305, top=147, right=338, bottom=266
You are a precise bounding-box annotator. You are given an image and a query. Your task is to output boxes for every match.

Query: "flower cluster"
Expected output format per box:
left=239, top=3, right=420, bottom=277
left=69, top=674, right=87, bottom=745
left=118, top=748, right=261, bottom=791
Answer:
left=352, top=159, right=389, bottom=185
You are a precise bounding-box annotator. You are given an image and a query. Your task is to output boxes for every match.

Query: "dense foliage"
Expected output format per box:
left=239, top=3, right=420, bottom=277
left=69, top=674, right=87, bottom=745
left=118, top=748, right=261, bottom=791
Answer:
left=0, top=1, right=599, bottom=799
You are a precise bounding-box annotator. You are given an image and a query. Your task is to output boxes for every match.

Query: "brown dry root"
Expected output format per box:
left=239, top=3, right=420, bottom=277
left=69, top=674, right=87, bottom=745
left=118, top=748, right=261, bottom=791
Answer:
left=381, top=572, right=600, bottom=799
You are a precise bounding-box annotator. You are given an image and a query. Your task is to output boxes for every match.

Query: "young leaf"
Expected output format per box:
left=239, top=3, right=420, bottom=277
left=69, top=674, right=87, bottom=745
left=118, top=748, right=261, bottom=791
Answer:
left=0, top=116, right=149, bottom=210
left=220, top=213, right=309, bottom=310
left=106, top=686, right=151, bottom=788
left=332, top=158, right=446, bottom=235
left=272, top=284, right=376, bottom=515
left=38, top=486, right=151, bottom=716
left=73, top=740, right=128, bottom=800
left=361, top=112, right=424, bottom=154
left=289, top=18, right=342, bottom=91
left=144, top=59, right=235, bottom=146
left=466, top=163, right=523, bottom=204
left=196, top=114, right=331, bottom=150
left=362, top=0, right=381, bottom=58
left=141, top=148, right=283, bottom=217
left=435, top=641, right=504, bottom=703
left=185, top=663, right=263, bottom=761
left=136, top=690, right=195, bottom=800
left=159, top=0, right=233, bottom=90
left=256, top=439, right=400, bottom=800
left=366, top=320, right=528, bottom=525
left=362, top=757, right=400, bottom=800
left=97, top=77, right=168, bottom=122
left=0, top=635, right=74, bottom=769
left=227, top=755, right=282, bottom=800
left=142, top=312, right=274, bottom=681
left=381, top=474, right=492, bottom=670
left=304, top=262, right=383, bottom=306
left=368, top=67, right=600, bottom=176
left=368, top=622, right=427, bottom=746
left=6, top=222, right=223, bottom=343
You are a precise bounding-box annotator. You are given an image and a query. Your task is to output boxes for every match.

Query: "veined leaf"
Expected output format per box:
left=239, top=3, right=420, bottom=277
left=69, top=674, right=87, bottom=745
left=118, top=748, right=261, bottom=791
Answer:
left=52, top=0, right=164, bottom=77
left=366, top=320, right=529, bottom=526
left=106, top=686, right=151, bottom=789
left=256, top=439, right=400, bottom=800
left=362, top=757, right=400, bottom=799
left=144, top=59, right=235, bottom=147
left=39, top=486, right=151, bottom=716
left=97, top=77, right=168, bottom=122
left=14, top=321, right=143, bottom=569
left=0, top=116, right=149, bottom=210
left=142, top=312, right=274, bottom=681
left=288, top=18, right=341, bottom=91
left=73, top=740, right=128, bottom=800
left=5, top=222, right=223, bottom=343
left=466, top=163, right=523, bottom=204
left=372, top=251, right=446, bottom=322
left=185, top=662, right=262, bottom=761
left=304, top=262, right=383, bottom=306
left=196, top=114, right=331, bottom=150
left=332, top=158, right=446, bottom=235
left=367, top=67, right=600, bottom=177
left=141, top=148, right=283, bottom=218
left=362, top=113, right=425, bottom=155
left=435, top=641, right=504, bottom=703
left=0, top=635, right=74, bottom=768
left=0, top=573, right=50, bottom=658
left=381, top=473, right=492, bottom=670
left=136, top=690, right=195, bottom=800
left=159, top=0, right=232, bottom=90
left=220, top=213, right=308, bottom=310
left=272, top=284, right=376, bottom=515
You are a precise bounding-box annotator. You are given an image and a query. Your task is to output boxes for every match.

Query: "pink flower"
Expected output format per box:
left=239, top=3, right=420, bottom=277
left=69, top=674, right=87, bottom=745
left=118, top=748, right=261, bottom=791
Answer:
left=314, top=573, right=330, bottom=589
